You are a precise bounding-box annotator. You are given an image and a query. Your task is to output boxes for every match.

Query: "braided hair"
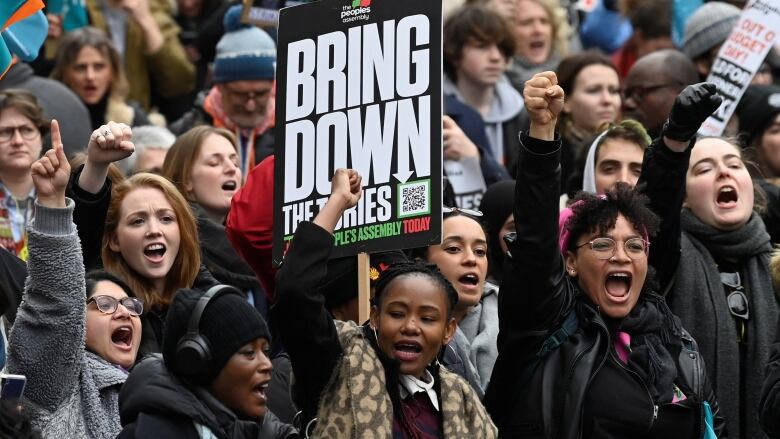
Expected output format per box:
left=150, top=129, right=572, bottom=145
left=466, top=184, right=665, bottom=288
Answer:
left=372, top=260, right=459, bottom=318
left=366, top=260, right=458, bottom=438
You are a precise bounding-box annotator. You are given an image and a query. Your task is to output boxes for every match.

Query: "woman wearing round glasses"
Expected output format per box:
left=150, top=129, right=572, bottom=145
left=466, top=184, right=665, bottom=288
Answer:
left=484, top=72, right=724, bottom=437
left=640, top=82, right=779, bottom=439
left=0, top=89, right=49, bottom=260
left=7, top=122, right=143, bottom=437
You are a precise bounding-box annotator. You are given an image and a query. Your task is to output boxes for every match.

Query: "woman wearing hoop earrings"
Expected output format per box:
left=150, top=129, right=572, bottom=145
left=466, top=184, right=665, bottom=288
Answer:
left=274, top=168, right=496, bottom=438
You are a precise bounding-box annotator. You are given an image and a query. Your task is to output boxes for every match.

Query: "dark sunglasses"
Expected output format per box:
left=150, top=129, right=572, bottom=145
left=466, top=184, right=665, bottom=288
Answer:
left=720, top=272, right=749, bottom=320
left=442, top=206, right=483, bottom=218
left=87, top=295, right=144, bottom=316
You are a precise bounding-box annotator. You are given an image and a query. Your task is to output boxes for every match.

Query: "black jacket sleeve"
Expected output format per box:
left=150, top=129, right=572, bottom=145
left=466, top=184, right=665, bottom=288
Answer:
left=499, top=132, right=569, bottom=343
left=66, top=164, right=111, bottom=271
left=761, top=319, right=780, bottom=437
left=636, top=138, right=692, bottom=291
left=271, top=221, right=342, bottom=424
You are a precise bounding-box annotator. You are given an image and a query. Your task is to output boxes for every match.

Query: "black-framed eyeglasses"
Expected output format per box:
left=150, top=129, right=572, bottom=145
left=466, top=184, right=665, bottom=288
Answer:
left=622, top=82, right=683, bottom=102
left=87, top=295, right=144, bottom=316
left=575, top=237, right=649, bottom=260
left=442, top=206, right=483, bottom=218
left=0, top=125, right=40, bottom=143
left=721, top=271, right=749, bottom=320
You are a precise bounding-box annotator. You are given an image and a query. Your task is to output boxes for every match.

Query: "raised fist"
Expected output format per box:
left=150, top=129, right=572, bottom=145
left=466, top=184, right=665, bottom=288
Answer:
left=523, top=71, right=565, bottom=127
left=87, top=121, right=135, bottom=166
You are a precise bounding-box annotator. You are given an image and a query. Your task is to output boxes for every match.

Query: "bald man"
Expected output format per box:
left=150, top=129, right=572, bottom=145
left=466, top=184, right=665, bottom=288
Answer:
left=622, top=49, right=700, bottom=138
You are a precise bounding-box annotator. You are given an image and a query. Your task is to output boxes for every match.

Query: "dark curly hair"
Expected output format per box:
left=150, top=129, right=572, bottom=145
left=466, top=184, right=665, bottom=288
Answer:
left=373, top=260, right=459, bottom=319
left=565, top=182, right=660, bottom=253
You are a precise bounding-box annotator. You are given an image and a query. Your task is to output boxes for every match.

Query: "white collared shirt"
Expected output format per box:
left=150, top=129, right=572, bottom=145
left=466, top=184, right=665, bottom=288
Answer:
left=399, top=369, right=439, bottom=411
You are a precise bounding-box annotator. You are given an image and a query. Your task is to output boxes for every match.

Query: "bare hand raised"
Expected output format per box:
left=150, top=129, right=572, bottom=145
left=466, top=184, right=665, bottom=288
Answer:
left=330, top=168, right=363, bottom=211
left=31, top=120, right=71, bottom=208
left=524, top=71, right=564, bottom=140
left=443, top=116, right=480, bottom=161
left=87, top=122, right=135, bottom=166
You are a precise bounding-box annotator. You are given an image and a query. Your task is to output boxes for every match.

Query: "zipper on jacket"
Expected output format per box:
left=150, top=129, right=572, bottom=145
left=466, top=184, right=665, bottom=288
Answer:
left=610, top=349, right=657, bottom=428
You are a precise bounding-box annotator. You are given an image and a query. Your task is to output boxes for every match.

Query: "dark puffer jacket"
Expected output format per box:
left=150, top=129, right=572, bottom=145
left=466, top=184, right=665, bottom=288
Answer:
left=483, top=132, right=725, bottom=438
left=118, top=354, right=297, bottom=439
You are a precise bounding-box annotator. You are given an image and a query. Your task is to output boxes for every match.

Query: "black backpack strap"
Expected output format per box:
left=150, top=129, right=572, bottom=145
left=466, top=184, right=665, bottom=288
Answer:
left=516, top=311, right=580, bottom=387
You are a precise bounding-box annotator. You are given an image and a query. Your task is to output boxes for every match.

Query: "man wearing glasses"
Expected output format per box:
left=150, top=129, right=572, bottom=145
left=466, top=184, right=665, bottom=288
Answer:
left=622, top=49, right=699, bottom=138
left=170, top=5, right=277, bottom=176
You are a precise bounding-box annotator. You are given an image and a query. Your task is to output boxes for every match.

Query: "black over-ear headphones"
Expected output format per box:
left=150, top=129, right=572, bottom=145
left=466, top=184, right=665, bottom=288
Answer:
left=175, top=284, right=242, bottom=381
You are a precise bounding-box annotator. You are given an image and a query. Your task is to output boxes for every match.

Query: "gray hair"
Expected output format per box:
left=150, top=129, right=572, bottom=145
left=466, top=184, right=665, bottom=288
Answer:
left=119, top=125, right=176, bottom=175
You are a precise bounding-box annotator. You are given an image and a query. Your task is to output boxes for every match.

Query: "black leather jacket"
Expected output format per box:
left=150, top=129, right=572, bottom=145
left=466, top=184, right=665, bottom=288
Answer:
left=483, top=132, right=725, bottom=438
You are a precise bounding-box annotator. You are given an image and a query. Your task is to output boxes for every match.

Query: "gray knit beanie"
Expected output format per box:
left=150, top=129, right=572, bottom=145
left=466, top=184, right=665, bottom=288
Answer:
left=682, top=2, right=741, bottom=59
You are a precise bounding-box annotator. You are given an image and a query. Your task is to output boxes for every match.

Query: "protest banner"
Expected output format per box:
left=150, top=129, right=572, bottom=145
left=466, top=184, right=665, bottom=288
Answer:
left=444, top=157, right=486, bottom=210
left=273, top=0, right=443, bottom=266
left=699, top=0, right=780, bottom=137
left=241, top=0, right=309, bottom=29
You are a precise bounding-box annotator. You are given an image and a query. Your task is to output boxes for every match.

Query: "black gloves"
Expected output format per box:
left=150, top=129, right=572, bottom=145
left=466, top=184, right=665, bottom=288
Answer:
left=662, top=83, right=723, bottom=142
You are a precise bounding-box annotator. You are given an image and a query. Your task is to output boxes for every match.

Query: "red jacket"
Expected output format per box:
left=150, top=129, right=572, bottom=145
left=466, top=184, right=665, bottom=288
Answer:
left=226, top=155, right=277, bottom=299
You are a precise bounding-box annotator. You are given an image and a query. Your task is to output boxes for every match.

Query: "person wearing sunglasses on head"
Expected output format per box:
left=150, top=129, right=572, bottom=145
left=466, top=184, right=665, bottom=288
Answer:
left=484, top=71, right=725, bottom=438
left=6, top=120, right=143, bottom=438
left=639, top=80, right=779, bottom=439
left=408, top=205, right=498, bottom=397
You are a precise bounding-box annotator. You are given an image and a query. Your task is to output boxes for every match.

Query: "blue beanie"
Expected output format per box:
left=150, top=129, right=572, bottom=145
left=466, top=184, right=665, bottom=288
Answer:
left=213, top=5, right=277, bottom=83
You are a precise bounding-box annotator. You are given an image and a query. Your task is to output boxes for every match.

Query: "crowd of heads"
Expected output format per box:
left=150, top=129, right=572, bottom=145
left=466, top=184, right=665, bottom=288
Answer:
left=0, top=0, right=779, bottom=436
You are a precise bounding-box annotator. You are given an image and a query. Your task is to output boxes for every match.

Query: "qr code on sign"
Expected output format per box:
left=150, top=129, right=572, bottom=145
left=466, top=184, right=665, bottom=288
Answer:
left=398, top=180, right=430, bottom=218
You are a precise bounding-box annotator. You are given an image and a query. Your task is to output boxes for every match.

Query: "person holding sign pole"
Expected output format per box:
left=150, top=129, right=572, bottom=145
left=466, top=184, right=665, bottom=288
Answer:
left=483, top=72, right=725, bottom=438
left=274, top=169, right=496, bottom=438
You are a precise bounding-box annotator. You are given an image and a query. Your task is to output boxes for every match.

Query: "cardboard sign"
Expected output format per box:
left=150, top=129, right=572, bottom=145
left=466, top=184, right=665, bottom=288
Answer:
left=698, top=0, right=780, bottom=137
left=273, top=0, right=443, bottom=264
left=444, top=157, right=486, bottom=210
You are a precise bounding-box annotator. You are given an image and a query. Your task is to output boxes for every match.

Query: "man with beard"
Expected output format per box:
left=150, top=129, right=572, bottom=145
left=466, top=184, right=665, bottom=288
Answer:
left=169, top=5, right=276, bottom=175
left=622, top=49, right=698, bottom=138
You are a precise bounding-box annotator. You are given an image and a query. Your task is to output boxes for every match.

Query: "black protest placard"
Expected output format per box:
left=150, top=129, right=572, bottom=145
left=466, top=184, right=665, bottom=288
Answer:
left=272, top=0, right=442, bottom=265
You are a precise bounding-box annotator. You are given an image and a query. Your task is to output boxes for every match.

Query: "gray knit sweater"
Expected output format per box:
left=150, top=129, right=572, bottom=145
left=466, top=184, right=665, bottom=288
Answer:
left=7, top=199, right=127, bottom=438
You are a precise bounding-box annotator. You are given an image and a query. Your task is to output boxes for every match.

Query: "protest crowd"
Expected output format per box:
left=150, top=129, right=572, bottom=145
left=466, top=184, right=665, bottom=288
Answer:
left=1, top=0, right=780, bottom=437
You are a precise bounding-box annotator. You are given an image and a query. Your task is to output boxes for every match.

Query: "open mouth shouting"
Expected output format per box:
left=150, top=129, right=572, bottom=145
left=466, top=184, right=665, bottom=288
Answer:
left=393, top=340, right=423, bottom=363
left=458, top=272, right=480, bottom=292
left=143, top=243, right=167, bottom=264
left=252, top=380, right=270, bottom=403
left=111, top=325, right=134, bottom=352
left=715, top=185, right=738, bottom=209
left=605, top=271, right=632, bottom=304
left=222, top=180, right=238, bottom=192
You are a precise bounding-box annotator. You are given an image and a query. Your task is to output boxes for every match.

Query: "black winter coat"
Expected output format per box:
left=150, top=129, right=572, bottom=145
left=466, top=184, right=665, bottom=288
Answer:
left=118, top=354, right=297, bottom=439
left=483, top=133, right=725, bottom=438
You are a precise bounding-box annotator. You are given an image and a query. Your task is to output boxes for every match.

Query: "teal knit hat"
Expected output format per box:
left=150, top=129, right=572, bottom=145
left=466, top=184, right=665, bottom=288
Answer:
left=213, top=5, right=277, bottom=83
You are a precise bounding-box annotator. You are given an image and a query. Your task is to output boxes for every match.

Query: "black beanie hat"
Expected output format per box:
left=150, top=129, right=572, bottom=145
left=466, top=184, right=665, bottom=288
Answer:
left=479, top=180, right=516, bottom=282
left=737, top=84, right=780, bottom=147
left=162, top=288, right=270, bottom=384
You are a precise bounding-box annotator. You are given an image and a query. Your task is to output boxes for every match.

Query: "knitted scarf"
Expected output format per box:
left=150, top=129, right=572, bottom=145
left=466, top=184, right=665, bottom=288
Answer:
left=672, top=210, right=778, bottom=439
left=313, top=321, right=497, bottom=438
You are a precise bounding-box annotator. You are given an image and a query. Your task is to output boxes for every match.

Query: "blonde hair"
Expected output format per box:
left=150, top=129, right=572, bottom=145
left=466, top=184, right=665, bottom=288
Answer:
left=102, top=173, right=201, bottom=309
left=522, top=0, right=570, bottom=57
left=161, top=126, right=237, bottom=200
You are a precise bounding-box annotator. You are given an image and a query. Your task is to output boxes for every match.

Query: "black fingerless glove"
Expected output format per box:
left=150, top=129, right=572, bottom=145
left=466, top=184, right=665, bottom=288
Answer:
left=662, top=82, right=723, bottom=142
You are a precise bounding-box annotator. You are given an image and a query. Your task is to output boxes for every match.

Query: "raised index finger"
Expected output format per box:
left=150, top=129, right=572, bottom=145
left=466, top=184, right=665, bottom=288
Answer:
left=50, top=119, right=63, bottom=151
